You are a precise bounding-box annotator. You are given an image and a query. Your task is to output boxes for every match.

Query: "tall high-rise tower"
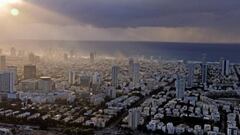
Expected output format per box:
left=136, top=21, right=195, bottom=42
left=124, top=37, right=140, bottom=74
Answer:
left=128, top=108, right=140, bottom=129
left=220, top=58, right=230, bottom=76
left=133, top=63, right=140, bottom=85
left=7, top=66, right=17, bottom=84
left=90, top=52, right=95, bottom=63
left=129, top=58, right=134, bottom=78
left=0, top=71, right=15, bottom=93
left=175, top=75, right=185, bottom=99
left=10, top=47, right=16, bottom=57
left=186, top=62, right=194, bottom=88
left=201, top=54, right=208, bottom=84
left=68, top=70, right=77, bottom=85
left=111, top=65, right=119, bottom=88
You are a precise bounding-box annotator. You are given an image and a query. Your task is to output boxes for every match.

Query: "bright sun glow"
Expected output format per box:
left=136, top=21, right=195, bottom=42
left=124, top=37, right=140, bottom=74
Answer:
left=0, top=0, right=22, bottom=16
left=10, top=8, right=19, bottom=16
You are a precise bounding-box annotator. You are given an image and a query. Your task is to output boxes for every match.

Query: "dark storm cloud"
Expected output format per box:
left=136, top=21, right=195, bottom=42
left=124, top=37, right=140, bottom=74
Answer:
left=28, top=0, right=240, bottom=28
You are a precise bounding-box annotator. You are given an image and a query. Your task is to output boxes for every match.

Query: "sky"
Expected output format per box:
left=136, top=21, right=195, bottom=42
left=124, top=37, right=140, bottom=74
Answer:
left=1, top=0, right=240, bottom=43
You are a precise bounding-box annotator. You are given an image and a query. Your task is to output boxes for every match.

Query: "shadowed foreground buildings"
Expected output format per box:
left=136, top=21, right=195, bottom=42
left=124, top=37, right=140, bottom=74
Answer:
left=128, top=108, right=140, bottom=129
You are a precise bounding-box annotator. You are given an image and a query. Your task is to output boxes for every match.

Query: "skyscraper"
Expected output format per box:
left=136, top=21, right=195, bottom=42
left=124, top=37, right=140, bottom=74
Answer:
left=7, top=66, right=17, bottom=84
left=68, top=70, right=76, bottom=85
left=92, top=72, right=101, bottom=85
left=24, top=65, right=37, bottom=79
left=64, top=53, right=68, bottom=61
left=111, top=65, right=119, bottom=88
left=90, top=52, right=95, bottom=63
left=133, top=63, right=140, bottom=85
left=70, top=49, right=75, bottom=58
left=175, top=75, right=185, bottom=99
left=201, top=54, right=208, bottom=84
left=128, top=108, right=140, bottom=129
left=0, top=71, right=15, bottom=93
left=10, top=47, right=16, bottom=57
left=28, top=53, right=35, bottom=64
left=0, top=55, right=6, bottom=70
left=186, top=62, right=194, bottom=88
left=129, top=58, right=134, bottom=78
left=220, top=58, right=230, bottom=76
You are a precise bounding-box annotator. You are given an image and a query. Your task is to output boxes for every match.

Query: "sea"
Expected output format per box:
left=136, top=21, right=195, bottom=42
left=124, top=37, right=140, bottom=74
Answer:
left=2, top=40, right=240, bottom=62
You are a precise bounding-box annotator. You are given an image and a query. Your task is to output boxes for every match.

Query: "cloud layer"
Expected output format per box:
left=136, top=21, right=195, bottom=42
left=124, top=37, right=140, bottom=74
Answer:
left=1, top=0, right=240, bottom=42
left=28, top=0, right=240, bottom=28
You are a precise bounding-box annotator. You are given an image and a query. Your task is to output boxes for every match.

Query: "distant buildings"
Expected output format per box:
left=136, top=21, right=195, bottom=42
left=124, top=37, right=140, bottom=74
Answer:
left=69, top=49, right=75, bottom=58
left=24, top=65, right=36, bottom=79
left=20, top=77, right=55, bottom=92
left=28, top=53, right=40, bottom=64
left=28, top=53, right=35, bottom=64
left=64, top=53, right=68, bottom=61
left=17, top=50, right=25, bottom=57
left=92, top=72, right=101, bottom=85
left=68, top=70, right=101, bottom=90
left=220, top=58, right=230, bottom=76
left=79, top=75, right=91, bottom=88
left=128, top=108, right=140, bottom=129
left=111, top=65, right=119, bottom=88
left=10, top=47, right=16, bottom=57
left=0, top=55, right=6, bottom=70
left=92, top=72, right=101, bottom=91
left=20, top=79, right=38, bottom=91
left=175, top=75, right=185, bottom=99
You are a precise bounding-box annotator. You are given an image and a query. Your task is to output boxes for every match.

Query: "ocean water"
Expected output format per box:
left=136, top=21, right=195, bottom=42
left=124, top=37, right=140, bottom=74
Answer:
left=4, top=40, right=240, bottom=62
left=57, top=41, right=240, bottom=62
